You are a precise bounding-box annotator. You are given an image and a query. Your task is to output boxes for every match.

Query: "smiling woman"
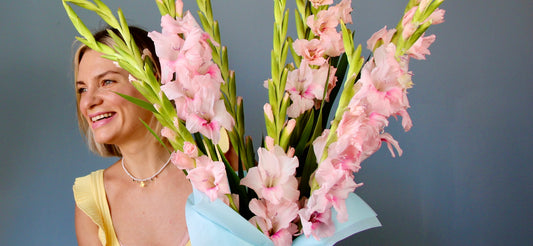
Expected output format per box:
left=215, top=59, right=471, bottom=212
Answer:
left=77, top=50, right=153, bottom=147
left=71, top=27, right=192, bottom=246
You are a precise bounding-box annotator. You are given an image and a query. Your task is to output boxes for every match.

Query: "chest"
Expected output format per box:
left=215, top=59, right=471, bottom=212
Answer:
left=106, top=175, right=191, bottom=245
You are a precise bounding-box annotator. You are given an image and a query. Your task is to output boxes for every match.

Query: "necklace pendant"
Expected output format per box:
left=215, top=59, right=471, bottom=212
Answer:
left=140, top=181, right=146, bottom=187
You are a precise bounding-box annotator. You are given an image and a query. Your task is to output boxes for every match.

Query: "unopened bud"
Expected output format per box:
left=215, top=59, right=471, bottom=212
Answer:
left=161, top=127, right=176, bottom=140
left=265, top=136, right=275, bottom=151
left=285, top=119, right=296, bottom=135
left=175, top=0, right=184, bottom=17
left=264, top=103, right=274, bottom=122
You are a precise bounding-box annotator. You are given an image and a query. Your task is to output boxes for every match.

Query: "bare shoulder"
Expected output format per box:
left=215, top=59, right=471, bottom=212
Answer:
left=75, top=204, right=102, bottom=246
left=102, top=160, right=124, bottom=194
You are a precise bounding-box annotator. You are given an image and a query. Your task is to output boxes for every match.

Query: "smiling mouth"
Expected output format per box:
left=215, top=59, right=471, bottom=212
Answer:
left=91, top=112, right=115, bottom=123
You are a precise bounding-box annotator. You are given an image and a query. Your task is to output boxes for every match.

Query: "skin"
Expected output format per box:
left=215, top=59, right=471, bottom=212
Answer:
left=75, top=50, right=192, bottom=245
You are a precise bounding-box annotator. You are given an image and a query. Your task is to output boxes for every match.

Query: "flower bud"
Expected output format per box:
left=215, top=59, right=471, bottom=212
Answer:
left=175, top=0, right=184, bottom=17
left=161, top=127, right=176, bottom=140
left=265, top=136, right=275, bottom=151
left=183, top=141, right=199, bottom=158
left=285, top=119, right=296, bottom=135
left=263, top=103, right=274, bottom=123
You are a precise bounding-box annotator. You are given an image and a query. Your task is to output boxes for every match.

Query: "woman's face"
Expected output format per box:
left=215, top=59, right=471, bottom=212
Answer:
left=76, top=49, right=153, bottom=146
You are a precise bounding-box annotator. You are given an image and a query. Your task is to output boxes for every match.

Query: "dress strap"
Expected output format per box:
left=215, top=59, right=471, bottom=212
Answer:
left=73, top=170, right=119, bottom=245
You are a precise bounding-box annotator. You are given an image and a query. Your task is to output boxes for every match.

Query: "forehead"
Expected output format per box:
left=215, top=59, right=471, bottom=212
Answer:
left=77, top=50, right=125, bottom=80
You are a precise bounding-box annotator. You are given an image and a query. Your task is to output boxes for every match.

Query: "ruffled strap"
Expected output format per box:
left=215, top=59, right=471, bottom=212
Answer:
left=73, top=170, right=118, bottom=245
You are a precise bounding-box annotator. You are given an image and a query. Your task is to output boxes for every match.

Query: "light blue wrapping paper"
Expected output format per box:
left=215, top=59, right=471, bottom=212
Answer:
left=185, top=188, right=381, bottom=245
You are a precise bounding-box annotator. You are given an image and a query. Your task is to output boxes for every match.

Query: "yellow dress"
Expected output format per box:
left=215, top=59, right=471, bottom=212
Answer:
left=73, top=170, right=191, bottom=246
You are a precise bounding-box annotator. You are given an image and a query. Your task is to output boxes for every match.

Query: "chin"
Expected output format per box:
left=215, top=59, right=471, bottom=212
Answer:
left=92, top=131, right=118, bottom=146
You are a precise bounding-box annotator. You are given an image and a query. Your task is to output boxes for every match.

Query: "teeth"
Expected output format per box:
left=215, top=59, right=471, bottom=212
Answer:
left=91, top=113, right=113, bottom=122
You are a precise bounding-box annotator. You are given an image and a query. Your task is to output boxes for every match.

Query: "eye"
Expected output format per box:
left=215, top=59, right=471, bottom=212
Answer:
left=102, top=79, right=115, bottom=86
left=77, top=87, right=87, bottom=94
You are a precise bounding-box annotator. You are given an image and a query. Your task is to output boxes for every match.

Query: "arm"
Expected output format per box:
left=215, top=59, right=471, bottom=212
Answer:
left=75, top=205, right=102, bottom=246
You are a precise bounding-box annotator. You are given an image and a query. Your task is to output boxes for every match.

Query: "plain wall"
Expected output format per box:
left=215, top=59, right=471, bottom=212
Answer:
left=0, top=0, right=531, bottom=245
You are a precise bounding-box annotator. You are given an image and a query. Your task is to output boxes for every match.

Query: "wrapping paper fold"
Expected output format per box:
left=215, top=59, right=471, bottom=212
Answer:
left=185, top=188, right=381, bottom=245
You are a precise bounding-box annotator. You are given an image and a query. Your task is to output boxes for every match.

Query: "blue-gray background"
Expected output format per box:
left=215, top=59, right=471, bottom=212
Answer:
left=1, top=0, right=532, bottom=245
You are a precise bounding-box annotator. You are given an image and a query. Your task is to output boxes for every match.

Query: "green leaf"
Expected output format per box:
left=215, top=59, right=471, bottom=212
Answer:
left=93, top=0, right=120, bottom=28
left=298, top=145, right=318, bottom=198
left=63, top=1, right=96, bottom=45
left=244, top=136, right=256, bottom=169
left=96, top=41, right=115, bottom=55
left=115, top=92, right=157, bottom=113
left=422, top=0, right=445, bottom=21
left=155, top=0, right=169, bottom=16
left=168, top=0, right=176, bottom=18
left=197, top=11, right=210, bottom=32
left=294, top=110, right=315, bottom=154
left=139, top=118, right=170, bottom=154
left=193, top=133, right=207, bottom=156
left=294, top=9, right=305, bottom=40
left=340, top=21, right=354, bottom=57
left=65, top=0, right=98, bottom=11
left=105, top=29, right=127, bottom=51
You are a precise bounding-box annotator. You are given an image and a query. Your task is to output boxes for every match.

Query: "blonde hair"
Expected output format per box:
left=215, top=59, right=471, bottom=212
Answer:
left=73, top=27, right=162, bottom=157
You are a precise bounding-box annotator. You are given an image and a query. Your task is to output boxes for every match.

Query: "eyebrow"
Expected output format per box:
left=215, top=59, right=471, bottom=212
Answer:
left=75, top=70, right=122, bottom=86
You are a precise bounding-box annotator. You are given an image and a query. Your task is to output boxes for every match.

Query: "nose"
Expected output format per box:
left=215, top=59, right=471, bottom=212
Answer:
left=79, top=87, right=103, bottom=112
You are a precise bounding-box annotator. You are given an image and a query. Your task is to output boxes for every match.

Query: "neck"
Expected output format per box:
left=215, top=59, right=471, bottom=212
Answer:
left=118, top=135, right=171, bottom=179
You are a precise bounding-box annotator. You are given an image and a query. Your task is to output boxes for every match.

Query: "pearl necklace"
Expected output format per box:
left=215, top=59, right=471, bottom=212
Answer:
left=121, top=156, right=171, bottom=187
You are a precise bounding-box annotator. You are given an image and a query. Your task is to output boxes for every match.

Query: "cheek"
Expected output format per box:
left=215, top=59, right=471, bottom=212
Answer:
left=115, top=83, right=146, bottom=101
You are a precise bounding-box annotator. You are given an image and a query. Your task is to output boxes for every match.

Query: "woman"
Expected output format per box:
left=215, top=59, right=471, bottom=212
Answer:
left=72, top=27, right=192, bottom=246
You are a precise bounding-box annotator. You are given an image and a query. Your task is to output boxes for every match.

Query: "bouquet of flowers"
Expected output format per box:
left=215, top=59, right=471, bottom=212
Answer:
left=63, top=0, right=445, bottom=244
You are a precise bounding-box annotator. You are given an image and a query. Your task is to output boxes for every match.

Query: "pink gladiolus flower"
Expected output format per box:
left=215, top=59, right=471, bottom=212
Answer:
left=270, top=224, right=298, bottom=246
left=171, top=141, right=199, bottom=170
left=178, top=28, right=217, bottom=75
left=334, top=106, right=397, bottom=166
left=398, top=109, right=413, bottom=131
left=319, top=30, right=345, bottom=57
left=186, top=94, right=234, bottom=144
left=366, top=26, right=396, bottom=51
left=371, top=44, right=403, bottom=88
left=335, top=105, right=404, bottom=162
left=351, top=44, right=411, bottom=119
left=292, top=39, right=327, bottom=66
left=325, top=139, right=363, bottom=173
left=402, top=6, right=445, bottom=39
left=401, top=7, right=418, bottom=39
left=286, top=63, right=337, bottom=118
left=148, top=30, right=184, bottom=84
left=186, top=156, right=230, bottom=202
left=170, top=150, right=195, bottom=170
left=165, top=69, right=220, bottom=102
left=307, top=9, right=339, bottom=37
left=330, top=0, right=353, bottom=24
left=428, top=9, right=446, bottom=25
left=148, top=27, right=184, bottom=62
left=240, top=146, right=299, bottom=204
left=285, top=65, right=322, bottom=118
left=248, top=199, right=299, bottom=246
left=299, top=192, right=335, bottom=239
left=380, top=132, right=403, bottom=157
left=167, top=11, right=201, bottom=36
left=309, top=0, right=333, bottom=8
left=314, top=161, right=362, bottom=222
left=287, top=94, right=315, bottom=118
left=406, top=34, right=436, bottom=60
left=312, top=129, right=329, bottom=162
